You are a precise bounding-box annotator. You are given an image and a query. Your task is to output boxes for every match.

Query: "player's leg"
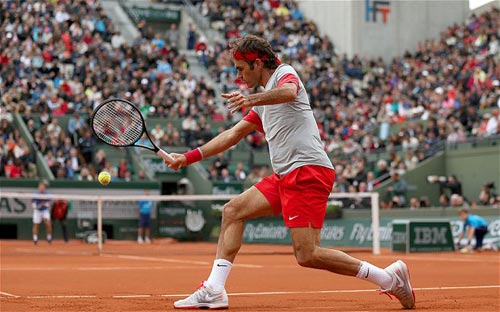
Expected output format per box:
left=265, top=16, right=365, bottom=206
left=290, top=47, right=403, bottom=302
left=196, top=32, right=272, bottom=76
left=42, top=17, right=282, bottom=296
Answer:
left=144, top=214, right=152, bottom=243
left=285, top=166, right=415, bottom=309
left=215, top=185, right=275, bottom=261
left=290, top=227, right=362, bottom=275
left=290, top=226, right=414, bottom=309
left=137, top=226, right=144, bottom=243
left=32, top=210, right=41, bottom=244
left=173, top=185, right=276, bottom=309
left=474, top=226, right=488, bottom=250
left=43, top=211, right=52, bottom=243
left=138, top=214, right=145, bottom=243
left=145, top=226, right=151, bottom=243
left=61, top=219, right=69, bottom=242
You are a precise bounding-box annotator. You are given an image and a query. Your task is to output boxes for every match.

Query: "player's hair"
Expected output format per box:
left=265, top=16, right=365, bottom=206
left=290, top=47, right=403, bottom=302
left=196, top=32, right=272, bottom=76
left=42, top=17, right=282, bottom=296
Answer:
left=459, top=208, right=469, bottom=214
left=229, top=34, right=280, bottom=69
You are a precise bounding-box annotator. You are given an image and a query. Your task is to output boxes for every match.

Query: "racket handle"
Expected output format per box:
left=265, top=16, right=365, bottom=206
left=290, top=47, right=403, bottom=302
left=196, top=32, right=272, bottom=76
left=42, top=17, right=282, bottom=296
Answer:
left=157, top=149, right=174, bottom=163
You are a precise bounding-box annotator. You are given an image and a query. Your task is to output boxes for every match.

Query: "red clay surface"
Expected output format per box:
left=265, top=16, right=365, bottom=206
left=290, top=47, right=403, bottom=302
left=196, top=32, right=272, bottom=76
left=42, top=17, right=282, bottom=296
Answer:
left=1, top=239, right=499, bottom=311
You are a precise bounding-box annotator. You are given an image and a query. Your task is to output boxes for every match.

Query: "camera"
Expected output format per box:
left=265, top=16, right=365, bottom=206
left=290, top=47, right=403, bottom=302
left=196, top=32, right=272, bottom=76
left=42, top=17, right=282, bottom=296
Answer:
left=426, top=175, right=447, bottom=183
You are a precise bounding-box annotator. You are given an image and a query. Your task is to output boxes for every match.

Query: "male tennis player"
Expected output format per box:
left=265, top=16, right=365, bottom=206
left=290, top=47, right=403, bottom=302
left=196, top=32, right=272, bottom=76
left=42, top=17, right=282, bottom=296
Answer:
left=166, top=34, right=415, bottom=310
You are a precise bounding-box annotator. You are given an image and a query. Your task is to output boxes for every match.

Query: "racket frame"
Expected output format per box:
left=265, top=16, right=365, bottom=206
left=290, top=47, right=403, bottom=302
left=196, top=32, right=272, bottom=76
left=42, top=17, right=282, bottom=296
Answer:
left=91, top=98, right=174, bottom=163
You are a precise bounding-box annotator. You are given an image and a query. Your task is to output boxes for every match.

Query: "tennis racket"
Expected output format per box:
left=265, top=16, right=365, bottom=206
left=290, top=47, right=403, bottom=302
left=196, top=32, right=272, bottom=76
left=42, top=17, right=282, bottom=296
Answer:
left=90, top=98, right=174, bottom=163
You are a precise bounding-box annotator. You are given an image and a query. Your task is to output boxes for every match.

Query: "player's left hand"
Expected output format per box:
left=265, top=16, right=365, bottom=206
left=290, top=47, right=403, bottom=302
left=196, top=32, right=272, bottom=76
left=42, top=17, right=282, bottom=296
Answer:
left=222, top=92, right=251, bottom=114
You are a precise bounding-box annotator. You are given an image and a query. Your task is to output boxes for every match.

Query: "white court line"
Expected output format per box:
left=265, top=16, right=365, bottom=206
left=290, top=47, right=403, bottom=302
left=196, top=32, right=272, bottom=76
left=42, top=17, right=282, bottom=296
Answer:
left=376, top=255, right=499, bottom=263
left=103, top=254, right=210, bottom=265
left=103, top=254, right=263, bottom=268
left=6, top=285, right=499, bottom=300
left=15, top=248, right=94, bottom=256
left=26, top=295, right=96, bottom=299
left=162, top=285, right=500, bottom=298
left=113, top=295, right=152, bottom=298
left=0, top=291, right=20, bottom=298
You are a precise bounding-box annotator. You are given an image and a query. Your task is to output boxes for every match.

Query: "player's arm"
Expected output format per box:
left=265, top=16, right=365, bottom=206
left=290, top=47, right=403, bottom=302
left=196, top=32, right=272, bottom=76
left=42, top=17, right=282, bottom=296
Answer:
left=167, top=120, right=257, bottom=170
left=456, top=231, right=464, bottom=249
left=466, top=226, right=475, bottom=244
left=224, top=82, right=298, bottom=114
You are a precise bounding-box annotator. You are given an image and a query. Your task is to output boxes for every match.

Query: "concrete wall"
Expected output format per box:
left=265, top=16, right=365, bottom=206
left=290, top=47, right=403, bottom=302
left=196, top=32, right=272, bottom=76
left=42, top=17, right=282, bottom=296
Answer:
left=446, top=144, right=500, bottom=203
left=298, top=0, right=471, bottom=61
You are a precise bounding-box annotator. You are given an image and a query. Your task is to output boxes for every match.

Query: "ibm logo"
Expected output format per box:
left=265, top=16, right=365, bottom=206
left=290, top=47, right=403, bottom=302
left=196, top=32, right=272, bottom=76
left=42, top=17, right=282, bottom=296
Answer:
left=365, top=0, right=391, bottom=24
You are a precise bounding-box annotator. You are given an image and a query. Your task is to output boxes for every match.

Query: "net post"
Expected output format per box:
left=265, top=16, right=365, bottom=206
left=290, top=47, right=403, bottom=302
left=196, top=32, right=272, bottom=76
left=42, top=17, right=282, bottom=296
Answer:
left=371, top=192, right=381, bottom=255
left=97, top=196, right=103, bottom=256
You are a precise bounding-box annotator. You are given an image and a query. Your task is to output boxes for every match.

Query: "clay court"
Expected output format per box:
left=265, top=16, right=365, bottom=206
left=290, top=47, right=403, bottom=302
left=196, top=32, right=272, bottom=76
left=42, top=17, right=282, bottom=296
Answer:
left=1, top=239, right=498, bottom=311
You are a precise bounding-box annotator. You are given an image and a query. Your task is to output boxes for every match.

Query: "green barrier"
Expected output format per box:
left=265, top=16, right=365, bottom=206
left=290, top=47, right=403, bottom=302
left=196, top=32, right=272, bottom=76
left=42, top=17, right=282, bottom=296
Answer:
left=236, top=214, right=500, bottom=249
left=392, top=220, right=455, bottom=253
left=156, top=203, right=214, bottom=241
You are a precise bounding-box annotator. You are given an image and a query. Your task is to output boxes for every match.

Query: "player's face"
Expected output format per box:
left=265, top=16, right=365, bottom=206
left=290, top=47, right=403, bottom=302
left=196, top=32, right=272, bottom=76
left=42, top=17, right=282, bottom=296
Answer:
left=234, top=59, right=261, bottom=88
left=459, top=212, right=467, bottom=221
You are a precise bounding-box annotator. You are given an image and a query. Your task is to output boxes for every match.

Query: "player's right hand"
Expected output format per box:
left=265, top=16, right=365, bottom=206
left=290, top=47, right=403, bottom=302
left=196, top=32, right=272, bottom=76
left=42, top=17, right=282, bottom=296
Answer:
left=166, top=153, right=187, bottom=171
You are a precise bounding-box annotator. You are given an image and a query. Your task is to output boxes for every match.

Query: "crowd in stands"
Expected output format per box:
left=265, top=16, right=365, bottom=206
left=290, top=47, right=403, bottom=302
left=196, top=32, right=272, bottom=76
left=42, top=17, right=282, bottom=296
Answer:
left=194, top=1, right=500, bottom=203
left=0, top=0, right=224, bottom=181
left=1, top=0, right=499, bottom=209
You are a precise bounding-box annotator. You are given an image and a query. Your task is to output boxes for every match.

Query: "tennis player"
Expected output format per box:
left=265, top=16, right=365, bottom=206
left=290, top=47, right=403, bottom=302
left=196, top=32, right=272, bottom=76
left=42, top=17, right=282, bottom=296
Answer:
left=166, top=34, right=415, bottom=310
left=32, top=180, right=53, bottom=245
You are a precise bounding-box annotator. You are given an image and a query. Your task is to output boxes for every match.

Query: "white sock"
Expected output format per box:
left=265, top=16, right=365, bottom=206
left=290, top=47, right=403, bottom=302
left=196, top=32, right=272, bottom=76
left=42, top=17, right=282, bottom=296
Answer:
left=47, top=234, right=52, bottom=241
left=356, top=261, right=393, bottom=290
left=33, top=234, right=38, bottom=241
left=206, top=259, right=232, bottom=291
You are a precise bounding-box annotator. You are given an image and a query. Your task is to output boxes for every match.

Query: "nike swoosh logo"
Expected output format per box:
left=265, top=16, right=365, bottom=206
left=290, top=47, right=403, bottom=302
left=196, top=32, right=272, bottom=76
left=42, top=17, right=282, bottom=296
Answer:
left=395, top=275, right=405, bottom=287
left=204, top=293, right=222, bottom=302
left=288, top=215, right=299, bottom=221
left=365, top=268, right=370, bottom=278
left=216, top=264, right=228, bottom=267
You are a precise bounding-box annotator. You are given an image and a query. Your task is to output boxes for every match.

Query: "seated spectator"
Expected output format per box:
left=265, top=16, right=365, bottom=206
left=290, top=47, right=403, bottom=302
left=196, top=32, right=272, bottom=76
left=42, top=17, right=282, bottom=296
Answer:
left=439, top=194, right=450, bottom=208
left=450, top=194, right=469, bottom=208
left=419, top=196, right=431, bottom=208
left=478, top=182, right=498, bottom=206
left=212, top=152, right=229, bottom=176
left=382, top=171, right=408, bottom=209
left=118, top=158, right=129, bottom=179
left=409, top=197, right=420, bottom=210
left=220, top=168, right=232, bottom=183
left=233, top=162, right=247, bottom=181
left=78, top=166, right=94, bottom=181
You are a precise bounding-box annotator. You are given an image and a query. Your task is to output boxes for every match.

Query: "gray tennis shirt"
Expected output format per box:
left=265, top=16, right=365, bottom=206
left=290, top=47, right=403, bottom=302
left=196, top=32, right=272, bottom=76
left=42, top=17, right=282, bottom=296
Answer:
left=252, top=64, right=333, bottom=176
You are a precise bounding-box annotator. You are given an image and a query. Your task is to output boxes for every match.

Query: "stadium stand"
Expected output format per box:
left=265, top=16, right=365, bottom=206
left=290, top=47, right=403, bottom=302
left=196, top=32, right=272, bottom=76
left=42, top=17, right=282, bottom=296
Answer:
left=192, top=1, right=499, bottom=188
left=1, top=1, right=499, bottom=205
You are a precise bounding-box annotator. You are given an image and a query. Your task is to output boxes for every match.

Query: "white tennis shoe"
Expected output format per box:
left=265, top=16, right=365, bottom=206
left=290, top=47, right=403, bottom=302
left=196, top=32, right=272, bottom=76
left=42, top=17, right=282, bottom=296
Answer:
left=173, top=281, right=228, bottom=310
left=380, top=260, right=416, bottom=309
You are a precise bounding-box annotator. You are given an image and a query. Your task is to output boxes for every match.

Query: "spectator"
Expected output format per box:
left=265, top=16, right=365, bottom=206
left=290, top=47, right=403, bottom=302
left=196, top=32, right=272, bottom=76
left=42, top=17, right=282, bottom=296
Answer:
left=67, top=111, right=85, bottom=144
left=382, top=171, right=408, bottom=209
left=478, top=182, right=497, bottom=206
left=212, top=152, right=229, bottom=176
left=409, top=197, right=420, bottom=210
left=419, top=196, right=431, bottom=208
left=439, top=194, right=450, bottom=208
left=220, top=168, right=232, bottom=183
left=450, top=194, right=468, bottom=208
left=151, top=124, right=165, bottom=146
left=233, top=162, right=247, bottom=181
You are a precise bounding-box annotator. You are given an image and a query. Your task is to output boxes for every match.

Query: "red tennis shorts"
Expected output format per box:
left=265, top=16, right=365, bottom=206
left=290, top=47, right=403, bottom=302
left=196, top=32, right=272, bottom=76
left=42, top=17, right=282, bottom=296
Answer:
left=255, top=165, right=335, bottom=228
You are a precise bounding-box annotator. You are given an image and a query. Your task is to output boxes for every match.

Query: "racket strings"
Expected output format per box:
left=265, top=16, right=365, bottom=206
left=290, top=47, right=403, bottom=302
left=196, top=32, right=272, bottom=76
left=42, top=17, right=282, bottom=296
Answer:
left=93, top=101, right=144, bottom=146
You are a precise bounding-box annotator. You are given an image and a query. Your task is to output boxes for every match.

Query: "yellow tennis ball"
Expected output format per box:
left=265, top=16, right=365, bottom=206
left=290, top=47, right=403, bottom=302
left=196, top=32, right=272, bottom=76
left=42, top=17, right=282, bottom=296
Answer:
left=98, top=171, right=111, bottom=185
